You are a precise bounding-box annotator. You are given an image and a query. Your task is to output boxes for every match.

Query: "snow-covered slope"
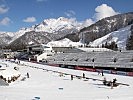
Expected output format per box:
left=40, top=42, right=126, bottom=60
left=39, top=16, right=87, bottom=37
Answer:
left=89, top=25, right=131, bottom=49
left=79, top=12, right=133, bottom=44
left=0, top=32, right=15, bottom=45
left=0, top=31, right=14, bottom=37
left=47, top=38, right=83, bottom=47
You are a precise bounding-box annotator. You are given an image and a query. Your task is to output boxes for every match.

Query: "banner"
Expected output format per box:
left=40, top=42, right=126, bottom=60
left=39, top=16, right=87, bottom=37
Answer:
left=127, top=72, right=133, bottom=76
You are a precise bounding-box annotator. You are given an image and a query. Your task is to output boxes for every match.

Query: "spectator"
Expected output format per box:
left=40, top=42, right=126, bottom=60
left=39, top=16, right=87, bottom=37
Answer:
left=71, top=75, right=73, bottom=80
left=83, top=73, right=85, bottom=78
left=101, top=70, right=104, bottom=76
left=27, top=72, right=30, bottom=78
left=103, top=77, right=107, bottom=85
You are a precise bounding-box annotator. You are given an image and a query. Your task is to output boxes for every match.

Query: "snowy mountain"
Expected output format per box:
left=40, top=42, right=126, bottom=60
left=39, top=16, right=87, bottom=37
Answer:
left=46, top=23, right=131, bottom=49
left=0, top=17, right=84, bottom=46
left=0, top=27, right=34, bottom=45
left=34, top=17, right=82, bottom=33
left=47, top=24, right=133, bottom=49
left=17, top=17, right=83, bottom=34
left=0, top=12, right=133, bottom=50
left=89, top=25, right=131, bottom=49
left=79, top=12, right=133, bottom=44
left=0, top=32, right=14, bottom=47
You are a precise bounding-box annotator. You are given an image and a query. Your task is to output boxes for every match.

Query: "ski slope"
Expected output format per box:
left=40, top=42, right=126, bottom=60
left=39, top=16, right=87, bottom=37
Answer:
left=89, top=25, right=131, bottom=49
left=0, top=59, right=133, bottom=100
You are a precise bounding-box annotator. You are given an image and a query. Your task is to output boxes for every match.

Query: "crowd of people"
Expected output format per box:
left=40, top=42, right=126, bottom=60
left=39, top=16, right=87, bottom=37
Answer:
left=103, top=77, right=118, bottom=88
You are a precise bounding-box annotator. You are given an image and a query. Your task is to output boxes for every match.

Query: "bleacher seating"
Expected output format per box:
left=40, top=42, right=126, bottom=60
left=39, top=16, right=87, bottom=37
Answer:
left=47, top=50, right=133, bottom=69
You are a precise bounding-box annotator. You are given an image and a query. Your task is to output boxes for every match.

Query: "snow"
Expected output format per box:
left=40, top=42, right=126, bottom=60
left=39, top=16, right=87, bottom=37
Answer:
left=0, top=32, right=15, bottom=37
left=0, top=59, right=133, bottom=100
left=0, top=32, right=15, bottom=44
left=93, top=26, right=99, bottom=32
left=9, top=28, right=34, bottom=44
left=89, top=25, right=131, bottom=49
left=78, top=47, right=112, bottom=52
left=47, top=38, right=83, bottom=47
left=0, top=17, right=94, bottom=45
left=28, top=41, right=34, bottom=45
left=33, top=17, right=81, bottom=33
left=0, top=16, right=131, bottom=50
left=34, top=17, right=93, bottom=33
left=0, top=61, right=20, bottom=79
left=0, top=17, right=81, bottom=44
left=106, top=19, right=116, bottom=23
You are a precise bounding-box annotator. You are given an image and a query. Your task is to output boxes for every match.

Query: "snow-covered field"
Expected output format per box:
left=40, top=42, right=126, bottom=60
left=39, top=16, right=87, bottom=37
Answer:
left=0, top=59, right=133, bottom=100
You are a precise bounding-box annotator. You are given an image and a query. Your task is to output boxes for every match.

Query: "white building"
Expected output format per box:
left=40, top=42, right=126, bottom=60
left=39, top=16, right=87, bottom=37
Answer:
left=27, top=44, right=54, bottom=62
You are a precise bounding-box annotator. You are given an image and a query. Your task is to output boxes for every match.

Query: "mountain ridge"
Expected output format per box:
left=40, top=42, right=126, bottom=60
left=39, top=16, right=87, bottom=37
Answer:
left=89, top=25, right=132, bottom=49
left=79, top=12, right=133, bottom=44
left=0, top=12, right=133, bottom=50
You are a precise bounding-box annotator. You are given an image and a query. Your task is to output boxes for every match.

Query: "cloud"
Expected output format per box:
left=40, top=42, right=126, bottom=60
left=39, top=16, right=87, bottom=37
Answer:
left=23, top=17, right=36, bottom=23
left=0, top=17, right=11, bottom=26
left=0, top=5, right=9, bottom=14
left=83, top=19, right=94, bottom=27
left=94, top=4, right=119, bottom=21
left=65, top=10, right=76, bottom=17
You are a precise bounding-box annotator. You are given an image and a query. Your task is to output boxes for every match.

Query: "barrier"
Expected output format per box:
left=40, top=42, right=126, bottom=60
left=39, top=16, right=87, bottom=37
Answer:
left=126, top=72, right=133, bottom=76
left=111, top=70, right=117, bottom=74
left=103, top=70, right=111, bottom=74
left=17, top=61, right=130, bottom=87
left=75, top=66, right=86, bottom=71
left=117, top=71, right=127, bottom=76
left=85, top=68, right=96, bottom=72
left=48, top=64, right=59, bottom=67
left=19, top=60, right=133, bottom=77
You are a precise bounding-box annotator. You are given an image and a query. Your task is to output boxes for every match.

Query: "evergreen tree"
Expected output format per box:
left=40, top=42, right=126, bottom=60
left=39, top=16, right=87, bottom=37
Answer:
left=102, top=44, right=105, bottom=48
left=103, top=41, right=118, bottom=51
left=126, top=34, right=133, bottom=50
left=126, top=25, right=133, bottom=50
left=105, top=42, right=108, bottom=48
left=111, top=41, right=118, bottom=51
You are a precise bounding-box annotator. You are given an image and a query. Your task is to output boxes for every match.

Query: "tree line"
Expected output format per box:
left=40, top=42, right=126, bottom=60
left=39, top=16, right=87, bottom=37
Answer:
left=126, top=25, right=133, bottom=50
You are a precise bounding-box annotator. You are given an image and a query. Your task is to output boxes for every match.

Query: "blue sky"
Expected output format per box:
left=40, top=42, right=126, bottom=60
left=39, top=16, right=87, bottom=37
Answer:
left=0, top=0, right=133, bottom=32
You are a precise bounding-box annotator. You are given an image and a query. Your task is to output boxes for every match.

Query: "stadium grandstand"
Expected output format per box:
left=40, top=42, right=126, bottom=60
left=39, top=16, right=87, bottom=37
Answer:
left=46, top=48, right=133, bottom=76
